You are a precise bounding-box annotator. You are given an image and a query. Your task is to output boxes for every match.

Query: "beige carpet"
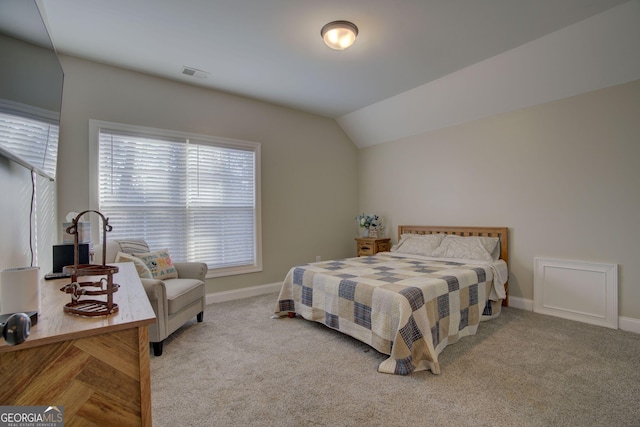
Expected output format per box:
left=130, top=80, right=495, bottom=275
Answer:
left=150, top=293, right=640, bottom=426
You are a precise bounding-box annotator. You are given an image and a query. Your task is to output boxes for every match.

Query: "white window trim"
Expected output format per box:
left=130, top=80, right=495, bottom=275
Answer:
left=89, top=119, right=262, bottom=279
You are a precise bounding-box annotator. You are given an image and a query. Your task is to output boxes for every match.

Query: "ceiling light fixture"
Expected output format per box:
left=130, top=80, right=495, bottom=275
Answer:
left=321, top=20, right=358, bottom=50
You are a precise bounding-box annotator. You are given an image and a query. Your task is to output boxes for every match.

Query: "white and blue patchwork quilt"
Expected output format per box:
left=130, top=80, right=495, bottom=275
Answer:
left=275, top=252, right=507, bottom=375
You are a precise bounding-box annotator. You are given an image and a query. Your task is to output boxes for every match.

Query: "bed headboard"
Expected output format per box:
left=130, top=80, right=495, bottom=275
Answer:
left=398, top=225, right=509, bottom=305
left=397, top=225, right=509, bottom=264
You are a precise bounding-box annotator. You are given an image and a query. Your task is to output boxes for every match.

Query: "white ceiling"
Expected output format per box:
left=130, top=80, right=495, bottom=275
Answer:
left=34, top=0, right=630, bottom=122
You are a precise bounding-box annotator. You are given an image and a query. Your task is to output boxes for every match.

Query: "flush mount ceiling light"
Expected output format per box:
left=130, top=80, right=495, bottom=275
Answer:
left=321, top=20, right=358, bottom=50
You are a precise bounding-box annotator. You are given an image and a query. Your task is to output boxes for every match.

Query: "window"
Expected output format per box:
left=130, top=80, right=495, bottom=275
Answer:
left=90, top=120, right=261, bottom=277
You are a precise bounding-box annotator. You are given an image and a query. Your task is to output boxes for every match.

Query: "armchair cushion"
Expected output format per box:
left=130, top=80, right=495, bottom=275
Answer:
left=163, top=278, right=206, bottom=315
left=117, top=239, right=150, bottom=255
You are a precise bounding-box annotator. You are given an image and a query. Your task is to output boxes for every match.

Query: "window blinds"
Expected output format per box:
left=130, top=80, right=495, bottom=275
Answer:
left=97, top=127, right=259, bottom=273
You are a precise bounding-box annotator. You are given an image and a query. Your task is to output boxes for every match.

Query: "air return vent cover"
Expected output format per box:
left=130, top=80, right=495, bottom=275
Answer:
left=181, top=66, right=209, bottom=79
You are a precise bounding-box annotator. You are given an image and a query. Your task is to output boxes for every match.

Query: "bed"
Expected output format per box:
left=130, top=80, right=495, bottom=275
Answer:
left=274, top=225, right=509, bottom=375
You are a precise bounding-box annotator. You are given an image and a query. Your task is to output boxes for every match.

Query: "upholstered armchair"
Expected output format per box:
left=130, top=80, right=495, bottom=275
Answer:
left=100, top=239, right=207, bottom=356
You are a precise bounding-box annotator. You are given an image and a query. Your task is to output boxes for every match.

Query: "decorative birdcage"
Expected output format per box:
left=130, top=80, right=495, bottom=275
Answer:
left=60, top=210, right=120, bottom=316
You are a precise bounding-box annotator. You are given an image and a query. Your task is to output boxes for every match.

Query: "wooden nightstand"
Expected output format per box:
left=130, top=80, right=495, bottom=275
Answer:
left=355, top=237, right=391, bottom=257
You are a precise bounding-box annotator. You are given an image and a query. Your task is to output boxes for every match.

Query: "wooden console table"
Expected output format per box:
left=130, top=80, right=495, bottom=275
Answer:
left=0, top=262, right=156, bottom=426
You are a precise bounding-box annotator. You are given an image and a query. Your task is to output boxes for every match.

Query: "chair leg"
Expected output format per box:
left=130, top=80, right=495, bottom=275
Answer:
left=152, top=341, right=164, bottom=356
left=197, top=311, right=204, bottom=322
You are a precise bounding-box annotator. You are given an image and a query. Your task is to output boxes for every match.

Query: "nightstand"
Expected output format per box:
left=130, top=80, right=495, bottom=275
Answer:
left=355, top=237, right=391, bottom=257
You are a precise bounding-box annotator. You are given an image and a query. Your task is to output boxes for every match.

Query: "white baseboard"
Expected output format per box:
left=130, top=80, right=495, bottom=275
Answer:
left=206, top=282, right=282, bottom=304
left=507, top=295, right=639, bottom=334
left=507, top=296, right=533, bottom=311
left=619, top=316, right=640, bottom=334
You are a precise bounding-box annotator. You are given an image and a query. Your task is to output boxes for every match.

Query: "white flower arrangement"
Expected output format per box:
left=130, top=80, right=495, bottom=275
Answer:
left=356, top=213, right=380, bottom=229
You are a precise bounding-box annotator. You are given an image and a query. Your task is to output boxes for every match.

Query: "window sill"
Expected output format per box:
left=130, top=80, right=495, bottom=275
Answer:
left=205, top=264, right=263, bottom=279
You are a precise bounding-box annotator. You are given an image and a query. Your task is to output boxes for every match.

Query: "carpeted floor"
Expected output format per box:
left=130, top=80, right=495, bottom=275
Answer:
left=150, top=292, right=640, bottom=426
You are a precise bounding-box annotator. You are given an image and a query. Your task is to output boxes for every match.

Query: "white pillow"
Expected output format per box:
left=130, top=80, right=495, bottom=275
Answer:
left=490, top=240, right=501, bottom=260
left=431, top=235, right=499, bottom=262
left=115, top=251, right=153, bottom=279
left=390, top=233, right=445, bottom=257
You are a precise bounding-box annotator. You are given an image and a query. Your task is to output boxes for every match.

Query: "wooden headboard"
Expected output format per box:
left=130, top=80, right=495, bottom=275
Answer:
left=398, top=225, right=509, bottom=305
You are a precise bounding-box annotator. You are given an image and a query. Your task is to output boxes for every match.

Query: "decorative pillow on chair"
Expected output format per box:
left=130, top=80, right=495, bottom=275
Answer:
left=115, top=251, right=153, bottom=279
left=133, top=249, right=179, bottom=280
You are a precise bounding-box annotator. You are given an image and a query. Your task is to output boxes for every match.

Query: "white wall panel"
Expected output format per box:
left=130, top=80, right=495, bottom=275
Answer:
left=534, top=258, right=617, bottom=329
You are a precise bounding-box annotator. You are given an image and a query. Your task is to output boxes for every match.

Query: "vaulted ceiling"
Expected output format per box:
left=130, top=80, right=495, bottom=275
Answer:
left=13, top=1, right=640, bottom=146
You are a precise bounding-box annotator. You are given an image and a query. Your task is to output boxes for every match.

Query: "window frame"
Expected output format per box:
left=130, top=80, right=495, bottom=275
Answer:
left=89, top=119, right=262, bottom=278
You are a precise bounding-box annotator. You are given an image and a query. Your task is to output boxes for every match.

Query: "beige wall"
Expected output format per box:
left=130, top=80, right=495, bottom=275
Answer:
left=358, top=79, right=640, bottom=320
left=56, top=55, right=358, bottom=293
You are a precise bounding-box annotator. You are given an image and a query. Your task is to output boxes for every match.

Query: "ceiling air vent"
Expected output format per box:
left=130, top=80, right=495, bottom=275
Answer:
left=181, top=66, right=209, bottom=79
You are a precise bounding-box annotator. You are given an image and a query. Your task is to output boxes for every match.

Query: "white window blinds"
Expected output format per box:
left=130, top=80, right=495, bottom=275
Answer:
left=95, top=122, right=261, bottom=276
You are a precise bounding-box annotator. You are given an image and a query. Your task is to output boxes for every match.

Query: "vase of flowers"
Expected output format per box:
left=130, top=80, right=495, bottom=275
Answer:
left=356, top=213, right=381, bottom=238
